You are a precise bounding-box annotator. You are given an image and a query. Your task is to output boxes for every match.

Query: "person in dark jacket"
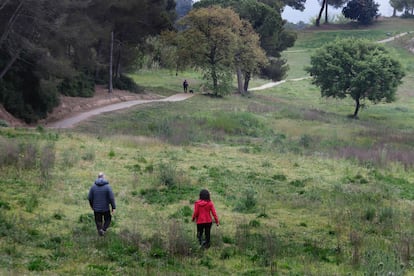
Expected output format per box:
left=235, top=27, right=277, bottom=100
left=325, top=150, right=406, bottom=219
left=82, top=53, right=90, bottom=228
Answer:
left=192, top=189, right=219, bottom=248
left=183, top=80, right=188, bottom=93
left=88, top=172, right=116, bottom=236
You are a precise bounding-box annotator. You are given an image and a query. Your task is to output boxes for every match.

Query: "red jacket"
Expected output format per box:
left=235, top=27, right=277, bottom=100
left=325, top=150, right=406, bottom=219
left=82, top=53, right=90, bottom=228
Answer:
left=192, top=199, right=219, bottom=225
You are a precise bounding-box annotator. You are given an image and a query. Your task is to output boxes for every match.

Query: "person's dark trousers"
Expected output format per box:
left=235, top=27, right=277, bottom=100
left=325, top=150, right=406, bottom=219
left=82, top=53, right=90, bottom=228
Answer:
left=94, top=211, right=112, bottom=232
left=197, top=222, right=212, bottom=248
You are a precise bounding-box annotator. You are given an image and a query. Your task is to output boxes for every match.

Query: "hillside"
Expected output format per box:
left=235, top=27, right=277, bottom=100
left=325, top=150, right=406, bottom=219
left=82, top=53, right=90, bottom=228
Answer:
left=1, top=18, right=414, bottom=275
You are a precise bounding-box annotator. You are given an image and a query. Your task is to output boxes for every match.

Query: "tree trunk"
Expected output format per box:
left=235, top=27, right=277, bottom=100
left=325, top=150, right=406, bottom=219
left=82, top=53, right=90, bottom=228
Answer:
left=316, top=0, right=326, bottom=26
left=392, top=8, right=396, bottom=17
left=353, top=98, right=360, bottom=118
left=236, top=66, right=244, bottom=94
left=243, top=71, right=251, bottom=93
left=0, top=0, right=11, bottom=11
left=115, top=45, right=121, bottom=79
left=0, top=0, right=24, bottom=46
left=324, top=0, right=328, bottom=24
left=94, top=39, right=103, bottom=82
left=109, top=31, right=113, bottom=93
left=0, top=51, right=19, bottom=80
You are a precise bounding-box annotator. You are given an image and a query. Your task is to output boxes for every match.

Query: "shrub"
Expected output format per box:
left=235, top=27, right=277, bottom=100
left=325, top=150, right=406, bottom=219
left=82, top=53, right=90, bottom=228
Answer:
left=148, top=232, right=167, bottom=258
left=27, top=256, right=51, bottom=271
left=0, top=138, right=19, bottom=167
left=60, top=148, right=79, bottom=168
left=260, top=57, right=288, bottom=82
left=40, top=143, right=55, bottom=179
left=17, top=143, right=38, bottom=170
left=158, top=161, right=178, bottom=188
left=220, top=246, right=236, bottom=260
left=167, top=221, right=196, bottom=256
left=234, top=188, right=257, bottom=213
left=113, top=74, right=143, bottom=93
left=81, top=147, right=95, bottom=161
left=59, top=72, right=94, bottom=97
left=0, top=120, right=8, bottom=127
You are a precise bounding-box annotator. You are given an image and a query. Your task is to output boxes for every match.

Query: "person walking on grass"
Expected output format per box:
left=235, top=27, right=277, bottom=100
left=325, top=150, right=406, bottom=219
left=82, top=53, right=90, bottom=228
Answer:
left=192, top=189, right=219, bottom=248
left=88, top=172, right=116, bottom=236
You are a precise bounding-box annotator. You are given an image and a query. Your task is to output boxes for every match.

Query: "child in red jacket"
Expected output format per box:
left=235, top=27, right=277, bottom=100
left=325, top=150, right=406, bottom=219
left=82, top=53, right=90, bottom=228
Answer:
left=192, top=189, right=219, bottom=248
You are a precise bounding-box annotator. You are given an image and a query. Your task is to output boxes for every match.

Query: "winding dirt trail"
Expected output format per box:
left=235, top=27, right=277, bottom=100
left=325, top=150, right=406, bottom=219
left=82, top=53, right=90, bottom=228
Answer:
left=47, top=93, right=194, bottom=129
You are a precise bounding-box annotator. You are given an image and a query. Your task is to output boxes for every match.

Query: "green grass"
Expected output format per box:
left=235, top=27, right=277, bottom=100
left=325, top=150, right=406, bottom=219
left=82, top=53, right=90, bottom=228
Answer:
left=2, top=17, right=414, bottom=275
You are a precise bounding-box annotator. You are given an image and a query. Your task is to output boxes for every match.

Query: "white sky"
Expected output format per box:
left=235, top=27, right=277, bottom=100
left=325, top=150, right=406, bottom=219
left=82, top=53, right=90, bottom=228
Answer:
left=282, top=0, right=395, bottom=23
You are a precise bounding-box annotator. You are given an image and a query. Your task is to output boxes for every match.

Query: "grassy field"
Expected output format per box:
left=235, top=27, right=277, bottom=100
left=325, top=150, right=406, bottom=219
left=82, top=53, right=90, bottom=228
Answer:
left=1, top=18, right=414, bottom=275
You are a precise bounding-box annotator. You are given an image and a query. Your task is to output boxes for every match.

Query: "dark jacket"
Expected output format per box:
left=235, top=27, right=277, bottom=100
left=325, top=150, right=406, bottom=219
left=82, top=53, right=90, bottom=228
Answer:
left=88, top=178, right=116, bottom=212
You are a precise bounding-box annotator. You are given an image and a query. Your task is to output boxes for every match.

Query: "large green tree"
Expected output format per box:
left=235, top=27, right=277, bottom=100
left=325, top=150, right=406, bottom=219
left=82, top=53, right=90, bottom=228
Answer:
left=307, top=38, right=405, bottom=118
left=342, top=0, right=379, bottom=24
left=175, top=6, right=266, bottom=96
left=194, top=0, right=296, bottom=92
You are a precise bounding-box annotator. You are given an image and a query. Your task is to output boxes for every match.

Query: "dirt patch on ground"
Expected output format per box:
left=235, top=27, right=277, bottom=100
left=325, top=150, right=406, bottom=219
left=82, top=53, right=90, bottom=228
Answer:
left=0, top=85, right=162, bottom=127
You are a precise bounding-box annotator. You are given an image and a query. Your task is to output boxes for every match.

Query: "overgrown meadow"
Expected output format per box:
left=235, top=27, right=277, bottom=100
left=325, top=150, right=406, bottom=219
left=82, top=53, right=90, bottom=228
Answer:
left=1, top=18, right=414, bottom=275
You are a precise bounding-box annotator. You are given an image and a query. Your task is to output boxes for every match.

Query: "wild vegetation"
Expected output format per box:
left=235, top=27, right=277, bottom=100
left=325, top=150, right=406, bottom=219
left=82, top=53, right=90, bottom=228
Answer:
left=1, top=15, right=414, bottom=276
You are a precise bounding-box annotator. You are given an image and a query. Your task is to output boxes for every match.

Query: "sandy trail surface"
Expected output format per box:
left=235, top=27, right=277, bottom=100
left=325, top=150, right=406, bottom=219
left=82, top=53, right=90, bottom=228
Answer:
left=47, top=93, right=194, bottom=128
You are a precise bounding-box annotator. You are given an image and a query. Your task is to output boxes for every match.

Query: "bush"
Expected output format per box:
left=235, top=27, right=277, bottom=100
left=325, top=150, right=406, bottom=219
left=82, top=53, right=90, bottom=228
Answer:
left=113, top=74, right=143, bottom=93
left=260, top=58, right=289, bottom=82
left=167, top=221, right=196, bottom=256
left=59, top=72, right=94, bottom=97
left=234, top=188, right=257, bottom=213
left=0, top=120, right=8, bottom=127
left=158, top=161, right=178, bottom=188
left=40, top=143, right=55, bottom=180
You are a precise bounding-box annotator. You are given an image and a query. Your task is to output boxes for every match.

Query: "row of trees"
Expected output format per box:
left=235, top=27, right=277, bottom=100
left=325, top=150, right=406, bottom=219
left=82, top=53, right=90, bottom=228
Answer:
left=0, top=0, right=300, bottom=121
left=0, top=0, right=302, bottom=122
left=316, top=0, right=414, bottom=26
left=0, top=0, right=176, bottom=122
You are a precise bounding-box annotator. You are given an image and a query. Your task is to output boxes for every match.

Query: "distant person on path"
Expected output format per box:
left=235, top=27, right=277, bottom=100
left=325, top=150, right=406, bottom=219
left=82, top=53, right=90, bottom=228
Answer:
left=88, top=172, right=116, bottom=236
left=192, top=189, right=219, bottom=248
left=183, top=80, right=189, bottom=93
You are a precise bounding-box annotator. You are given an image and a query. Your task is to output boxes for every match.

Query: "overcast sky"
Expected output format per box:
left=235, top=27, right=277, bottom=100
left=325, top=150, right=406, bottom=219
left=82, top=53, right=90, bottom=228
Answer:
left=282, top=0, right=395, bottom=23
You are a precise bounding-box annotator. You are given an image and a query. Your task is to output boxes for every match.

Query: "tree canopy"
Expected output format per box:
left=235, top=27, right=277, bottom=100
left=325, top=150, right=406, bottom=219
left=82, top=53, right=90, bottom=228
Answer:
left=307, top=38, right=405, bottom=118
left=342, top=0, right=379, bottom=24
left=173, top=6, right=267, bottom=96
left=0, top=0, right=176, bottom=122
left=193, top=0, right=296, bottom=92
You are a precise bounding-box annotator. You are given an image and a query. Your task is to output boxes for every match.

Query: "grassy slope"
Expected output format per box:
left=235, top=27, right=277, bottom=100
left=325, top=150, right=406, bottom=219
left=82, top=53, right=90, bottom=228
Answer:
left=1, top=18, right=414, bottom=275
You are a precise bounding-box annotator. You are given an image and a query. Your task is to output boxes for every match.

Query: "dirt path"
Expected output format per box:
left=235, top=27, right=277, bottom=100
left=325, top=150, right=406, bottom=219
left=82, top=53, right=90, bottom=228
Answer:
left=47, top=93, right=194, bottom=129
left=249, top=77, right=311, bottom=91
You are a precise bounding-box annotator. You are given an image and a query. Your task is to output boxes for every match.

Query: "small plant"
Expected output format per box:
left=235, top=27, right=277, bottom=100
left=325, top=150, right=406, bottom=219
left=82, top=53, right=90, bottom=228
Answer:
left=81, top=147, right=95, bottom=161
left=40, top=143, right=55, bottom=179
left=148, top=232, right=167, bottom=258
left=249, top=220, right=261, bottom=228
left=364, top=206, right=376, bottom=221
left=0, top=119, right=8, bottom=127
left=158, top=161, right=178, bottom=188
left=272, top=174, right=287, bottom=181
left=220, top=246, right=235, bottom=259
left=18, top=143, right=38, bottom=170
left=108, top=149, right=115, bottom=158
left=234, top=188, right=257, bottom=213
left=24, top=194, right=39, bottom=212
left=299, top=134, right=312, bottom=148
left=167, top=221, right=195, bottom=256
left=27, top=256, right=51, bottom=271
left=60, top=147, right=79, bottom=168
